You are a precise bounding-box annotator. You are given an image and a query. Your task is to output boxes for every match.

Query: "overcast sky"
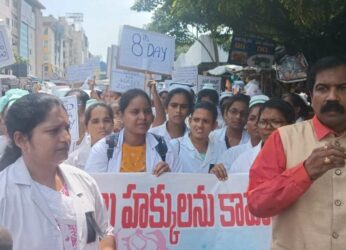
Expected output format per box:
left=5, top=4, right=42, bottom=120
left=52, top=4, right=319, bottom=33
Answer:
left=40, top=0, right=153, bottom=60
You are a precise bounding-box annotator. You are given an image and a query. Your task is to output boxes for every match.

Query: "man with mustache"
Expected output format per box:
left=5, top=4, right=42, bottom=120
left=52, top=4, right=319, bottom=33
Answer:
left=247, top=56, right=346, bottom=250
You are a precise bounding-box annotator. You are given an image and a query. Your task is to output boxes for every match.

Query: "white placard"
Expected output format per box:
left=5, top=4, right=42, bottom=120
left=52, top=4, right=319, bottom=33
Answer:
left=111, top=69, right=145, bottom=93
left=117, top=25, right=175, bottom=75
left=198, top=75, right=222, bottom=93
left=0, top=25, right=15, bottom=68
left=60, top=95, right=79, bottom=141
left=172, top=66, right=198, bottom=85
left=66, top=58, right=100, bottom=84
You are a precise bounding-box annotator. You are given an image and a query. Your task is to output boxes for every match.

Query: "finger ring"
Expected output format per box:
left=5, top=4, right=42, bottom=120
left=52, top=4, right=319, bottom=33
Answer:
left=324, top=156, right=331, bottom=164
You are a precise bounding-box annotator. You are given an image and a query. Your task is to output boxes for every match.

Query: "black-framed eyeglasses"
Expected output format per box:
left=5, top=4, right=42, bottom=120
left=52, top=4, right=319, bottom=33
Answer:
left=257, top=119, right=287, bottom=129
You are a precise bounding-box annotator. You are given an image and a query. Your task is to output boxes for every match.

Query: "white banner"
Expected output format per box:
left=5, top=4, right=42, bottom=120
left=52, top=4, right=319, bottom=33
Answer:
left=198, top=75, right=222, bottom=93
left=60, top=95, right=79, bottom=141
left=92, top=173, right=272, bottom=250
left=110, top=69, right=145, bottom=93
left=0, top=25, right=15, bottom=68
left=117, top=25, right=175, bottom=75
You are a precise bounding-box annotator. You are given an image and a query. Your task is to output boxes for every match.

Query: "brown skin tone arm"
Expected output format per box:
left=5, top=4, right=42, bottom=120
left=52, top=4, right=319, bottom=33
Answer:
left=148, top=80, right=166, bottom=127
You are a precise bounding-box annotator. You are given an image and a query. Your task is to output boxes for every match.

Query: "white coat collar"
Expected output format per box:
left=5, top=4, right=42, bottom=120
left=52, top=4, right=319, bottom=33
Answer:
left=117, top=129, right=159, bottom=149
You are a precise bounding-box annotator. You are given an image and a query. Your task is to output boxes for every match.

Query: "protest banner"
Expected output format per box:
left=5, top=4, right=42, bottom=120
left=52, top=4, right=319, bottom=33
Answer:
left=117, top=25, right=175, bottom=75
left=0, top=25, right=15, bottom=68
left=92, top=173, right=272, bottom=250
left=60, top=95, right=79, bottom=141
left=197, top=75, right=222, bottom=93
left=110, top=69, right=145, bottom=93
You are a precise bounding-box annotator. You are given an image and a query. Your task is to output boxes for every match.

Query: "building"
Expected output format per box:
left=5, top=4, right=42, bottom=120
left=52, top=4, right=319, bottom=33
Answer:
left=41, top=15, right=64, bottom=80
left=0, top=0, right=45, bottom=77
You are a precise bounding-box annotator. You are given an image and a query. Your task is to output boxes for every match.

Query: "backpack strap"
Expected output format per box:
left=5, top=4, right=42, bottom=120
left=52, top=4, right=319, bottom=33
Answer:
left=151, top=133, right=168, bottom=162
left=105, top=133, right=120, bottom=162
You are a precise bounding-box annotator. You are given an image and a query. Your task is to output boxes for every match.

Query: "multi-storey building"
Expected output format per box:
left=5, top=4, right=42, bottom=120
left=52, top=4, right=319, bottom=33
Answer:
left=0, top=0, right=44, bottom=77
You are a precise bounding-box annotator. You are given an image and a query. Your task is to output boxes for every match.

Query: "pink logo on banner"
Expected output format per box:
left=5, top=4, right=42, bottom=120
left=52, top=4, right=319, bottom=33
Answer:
left=116, top=229, right=167, bottom=250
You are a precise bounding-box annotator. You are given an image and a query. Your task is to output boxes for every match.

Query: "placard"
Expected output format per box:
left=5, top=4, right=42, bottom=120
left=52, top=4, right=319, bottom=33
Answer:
left=60, top=95, right=79, bottom=141
left=197, top=75, right=222, bottom=93
left=0, top=25, right=15, bottom=68
left=66, top=58, right=100, bottom=84
left=172, top=66, right=198, bottom=92
left=111, top=69, right=145, bottom=93
left=92, top=173, right=272, bottom=250
left=117, top=25, right=175, bottom=75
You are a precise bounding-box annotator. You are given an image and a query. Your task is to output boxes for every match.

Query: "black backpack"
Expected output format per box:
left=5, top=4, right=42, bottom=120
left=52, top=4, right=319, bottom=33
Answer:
left=105, top=132, right=168, bottom=162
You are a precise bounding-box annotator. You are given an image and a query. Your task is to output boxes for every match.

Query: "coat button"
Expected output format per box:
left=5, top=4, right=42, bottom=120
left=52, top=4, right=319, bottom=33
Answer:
left=332, top=232, right=339, bottom=239
left=335, top=169, right=342, bottom=176
left=335, top=199, right=342, bottom=206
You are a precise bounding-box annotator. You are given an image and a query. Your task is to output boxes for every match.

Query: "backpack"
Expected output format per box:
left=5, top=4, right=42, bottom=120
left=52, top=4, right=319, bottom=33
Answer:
left=105, top=132, right=168, bottom=162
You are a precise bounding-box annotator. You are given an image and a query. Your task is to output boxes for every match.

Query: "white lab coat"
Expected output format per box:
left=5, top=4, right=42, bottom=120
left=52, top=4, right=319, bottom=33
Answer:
left=85, top=129, right=182, bottom=173
left=0, top=135, right=7, bottom=159
left=209, top=127, right=250, bottom=155
left=0, top=157, right=113, bottom=250
left=170, top=133, right=223, bottom=173
left=65, top=134, right=91, bottom=169
left=217, top=140, right=253, bottom=170
left=230, top=142, right=262, bottom=173
left=149, top=121, right=188, bottom=142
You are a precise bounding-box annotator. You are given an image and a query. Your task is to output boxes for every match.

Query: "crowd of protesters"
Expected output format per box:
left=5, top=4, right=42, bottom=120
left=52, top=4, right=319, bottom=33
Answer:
left=0, top=56, right=345, bottom=250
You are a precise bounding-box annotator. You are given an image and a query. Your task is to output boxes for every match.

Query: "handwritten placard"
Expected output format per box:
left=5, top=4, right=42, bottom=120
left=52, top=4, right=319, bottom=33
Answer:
left=0, top=25, right=15, bottom=68
left=111, top=69, right=145, bottom=93
left=66, top=58, right=100, bottom=84
left=117, top=25, right=175, bottom=75
left=198, top=75, right=222, bottom=93
left=60, top=95, right=79, bottom=141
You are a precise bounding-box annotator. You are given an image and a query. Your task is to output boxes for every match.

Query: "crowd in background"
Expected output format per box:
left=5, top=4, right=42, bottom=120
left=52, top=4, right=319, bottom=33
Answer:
left=0, top=64, right=314, bottom=250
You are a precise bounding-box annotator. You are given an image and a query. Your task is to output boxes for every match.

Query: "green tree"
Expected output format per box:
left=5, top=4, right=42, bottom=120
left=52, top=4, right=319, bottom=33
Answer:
left=132, top=0, right=346, bottom=62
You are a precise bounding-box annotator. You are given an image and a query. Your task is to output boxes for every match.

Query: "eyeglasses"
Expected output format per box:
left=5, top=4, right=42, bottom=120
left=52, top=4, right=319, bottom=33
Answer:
left=257, top=119, right=287, bottom=129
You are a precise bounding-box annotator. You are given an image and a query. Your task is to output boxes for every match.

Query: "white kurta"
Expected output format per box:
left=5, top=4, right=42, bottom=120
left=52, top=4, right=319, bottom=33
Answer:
left=170, top=133, right=224, bottom=173
left=0, top=157, right=113, bottom=250
left=85, top=129, right=182, bottom=173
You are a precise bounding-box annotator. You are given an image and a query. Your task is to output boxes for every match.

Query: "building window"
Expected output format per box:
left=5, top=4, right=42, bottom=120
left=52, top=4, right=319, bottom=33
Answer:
left=6, top=18, right=10, bottom=27
left=44, top=28, right=48, bottom=35
left=5, top=0, right=9, bottom=6
left=43, top=40, right=48, bottom=48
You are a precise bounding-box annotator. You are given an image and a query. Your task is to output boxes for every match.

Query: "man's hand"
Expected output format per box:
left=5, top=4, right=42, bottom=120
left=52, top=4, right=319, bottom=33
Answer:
left=304, top=142, right=346, bottom=180
left=153, top=161, right=171, bottom=177
left=209, top=163, right=228, bottom=181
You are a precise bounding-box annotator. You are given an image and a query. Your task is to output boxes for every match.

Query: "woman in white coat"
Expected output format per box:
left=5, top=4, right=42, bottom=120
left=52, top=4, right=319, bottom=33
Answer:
left=149, top=87, right=194, bottom=142
left=170, top=101, right=222, bottom=173
left=85, top=89, right=181, bottom=175
left=66, top=102, right=114, bottom=169
left=209, top=94, right=251, bottom=155
left=0, top=93, right=114, bottom=250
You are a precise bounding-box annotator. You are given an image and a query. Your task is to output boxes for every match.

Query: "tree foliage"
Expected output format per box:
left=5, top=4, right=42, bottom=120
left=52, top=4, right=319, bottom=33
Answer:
left=132, top=0, right=346, bottom=62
